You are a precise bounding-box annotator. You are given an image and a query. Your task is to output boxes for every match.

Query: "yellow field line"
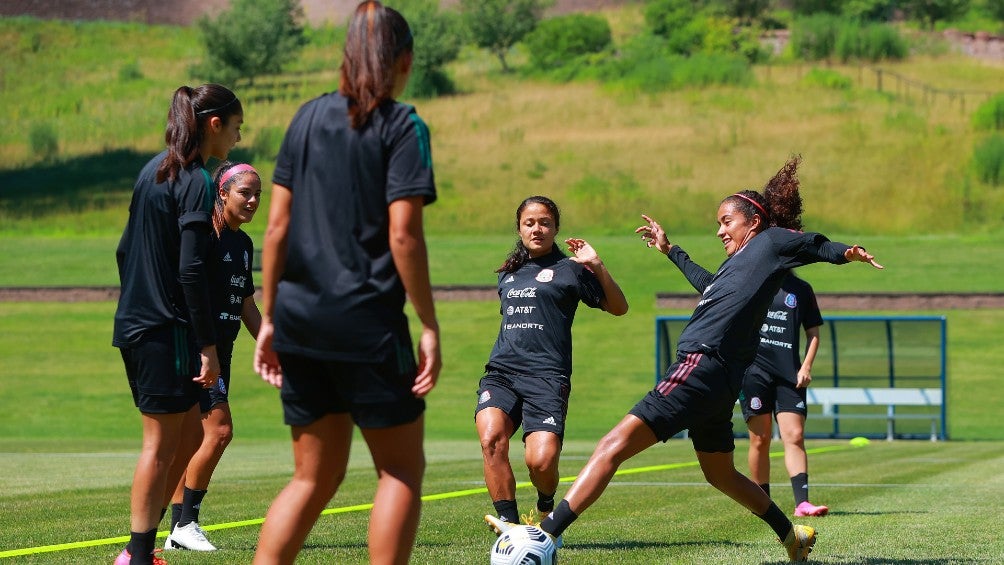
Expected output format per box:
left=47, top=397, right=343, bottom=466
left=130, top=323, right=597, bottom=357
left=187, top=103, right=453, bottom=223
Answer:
left=0, top=444, right=852, bottom=558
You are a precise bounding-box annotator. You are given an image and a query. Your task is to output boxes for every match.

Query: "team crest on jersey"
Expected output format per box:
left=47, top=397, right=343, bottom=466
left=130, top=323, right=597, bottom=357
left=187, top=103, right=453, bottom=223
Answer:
left=479, top=390, right=491, bottom=404
left=536, top=269, right=554, bottom=283
left=785, top=293, right=797, bottom=308
left=750, top=396, right=763, bottom=410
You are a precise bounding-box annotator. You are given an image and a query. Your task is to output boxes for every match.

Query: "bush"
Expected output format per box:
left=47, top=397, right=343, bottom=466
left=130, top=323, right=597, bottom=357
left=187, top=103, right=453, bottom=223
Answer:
left=524, top=13, right=612, bottom=71
left=193, top=0, right=307, bottom=85
left=790, top=13, right=841, bottom=60
left=972, top=93, right=1004, bottom=132
left=29, top=122, right=58, bottom=162
left=603, top=44, right=753, bottom=92
left=397, top=0, right=463, bottom=98
left=801, top=67, right=853, bottom=89
left=834, top=20, right=907, bottom=61
left=973, top=133, right=1004, bottom=186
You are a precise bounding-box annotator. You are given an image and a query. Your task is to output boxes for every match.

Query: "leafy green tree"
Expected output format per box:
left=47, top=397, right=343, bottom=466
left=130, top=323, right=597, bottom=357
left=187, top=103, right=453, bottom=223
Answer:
left=193, top=0, right=307, bottom=85
left=460, top=0, right=550, bottom=72
left=391, top=0, right=463, bottom=97
left=842, top=0, right=897, bottom=21
left=644, top=0, right=708, bottom=55
left=904, top=0, right=971, bottom=28
left=719, top=0, right=772, bottom=25
left=524, top=13, right=612, bottom=71
left=791, top=0, right=846, bottom=15
left=987, top=0, right=1004, bottom=21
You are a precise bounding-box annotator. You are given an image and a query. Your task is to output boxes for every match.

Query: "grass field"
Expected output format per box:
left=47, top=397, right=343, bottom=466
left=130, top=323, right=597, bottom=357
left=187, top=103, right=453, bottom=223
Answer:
left=2, top=435, right=1003, bottom=563
left=0, top=296, right=1002, bottom=563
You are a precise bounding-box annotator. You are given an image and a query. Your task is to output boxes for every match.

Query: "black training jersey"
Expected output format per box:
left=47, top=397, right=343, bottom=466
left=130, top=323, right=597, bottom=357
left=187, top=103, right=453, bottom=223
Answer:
left=486, top=247, right=605, bottom=377
left=113, top=150, right=215, bottom=348
left=209, top=227, right=255, bottom=346
left=271, top=92, right=436, bottom=361
left=667, top=227, right=848, bottom=370
left=752, top=274, right=822, bottom=380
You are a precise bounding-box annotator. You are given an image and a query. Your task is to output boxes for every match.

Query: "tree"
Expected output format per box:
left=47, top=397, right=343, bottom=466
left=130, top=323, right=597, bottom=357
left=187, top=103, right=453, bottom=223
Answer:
left=193, top=0, right=307, bottom=86
left=460, top=0, right=550, bottom=72
left=391, top=0, right=463, bottom=97
left=904, top=0, right=971, bottom=28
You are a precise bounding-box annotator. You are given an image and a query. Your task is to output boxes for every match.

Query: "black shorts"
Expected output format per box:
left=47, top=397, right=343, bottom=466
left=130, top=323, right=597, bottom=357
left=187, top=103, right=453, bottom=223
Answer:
left=628, top=351, right=741, bottom=453
left=119, top=324, right=201, bottom=414
left=474, top=369, right=570, bottom=441
left=277, top=337, right=424, bottom=429
left=739, top=364, right=808, bottom=420
left=200, top=342, right=234, bottom=413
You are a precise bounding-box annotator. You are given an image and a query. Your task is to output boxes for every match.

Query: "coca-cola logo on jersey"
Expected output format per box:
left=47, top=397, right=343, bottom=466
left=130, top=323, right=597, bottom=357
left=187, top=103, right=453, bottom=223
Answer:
left=506, top=287, right=537, bottom=299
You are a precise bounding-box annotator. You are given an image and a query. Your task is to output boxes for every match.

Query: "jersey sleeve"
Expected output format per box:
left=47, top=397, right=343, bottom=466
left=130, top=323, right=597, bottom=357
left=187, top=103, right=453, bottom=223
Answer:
left=776, top=229, right=851, bottom=268
left=667, top=245, right=714, bottom=292
left=576, top=264, right=605, bottom=309
left=176, top=168, right=213, bottom=228
left=800, top=280, right=823, bottom=329
left=385, top=107, right=436, bottom=205
left=273, top=102, right=313, bottom=191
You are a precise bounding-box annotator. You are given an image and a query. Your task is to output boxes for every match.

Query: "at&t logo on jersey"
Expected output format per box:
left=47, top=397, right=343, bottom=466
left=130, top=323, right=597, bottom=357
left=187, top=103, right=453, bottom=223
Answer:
left=506, top=305, right=536, bottom=316
left=785, top=293, right=797, bottom=308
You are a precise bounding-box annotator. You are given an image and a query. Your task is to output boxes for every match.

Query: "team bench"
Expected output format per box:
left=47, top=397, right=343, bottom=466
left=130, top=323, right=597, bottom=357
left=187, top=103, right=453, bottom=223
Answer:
left=804, top=387, right=944, bottom=442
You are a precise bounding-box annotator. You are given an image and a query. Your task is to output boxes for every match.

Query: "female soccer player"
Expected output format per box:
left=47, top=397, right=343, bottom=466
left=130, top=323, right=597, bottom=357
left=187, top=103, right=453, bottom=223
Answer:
left=165, top=162, right=262, bottom=551
left=112, top=83, right=243, bottom=565
left=516, top=156, right=882, bottom=562
left=741, top=272, right=830, bottom=518
left=251, top=3, right=440, bottom=564
left=478, top=196, right=628, bottom=531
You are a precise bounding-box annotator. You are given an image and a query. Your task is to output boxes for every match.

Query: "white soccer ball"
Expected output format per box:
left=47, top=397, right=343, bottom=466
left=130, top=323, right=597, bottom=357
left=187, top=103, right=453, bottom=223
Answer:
left=490, top=524, right=558, bottom=565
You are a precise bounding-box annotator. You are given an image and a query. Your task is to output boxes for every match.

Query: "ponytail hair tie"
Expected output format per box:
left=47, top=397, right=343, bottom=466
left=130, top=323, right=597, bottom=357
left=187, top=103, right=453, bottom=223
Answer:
left=219, top=164, right=259, bottom=188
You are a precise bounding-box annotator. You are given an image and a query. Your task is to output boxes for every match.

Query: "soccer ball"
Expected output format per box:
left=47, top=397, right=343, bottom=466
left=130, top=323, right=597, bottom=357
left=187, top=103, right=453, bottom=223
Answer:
left=490, top=524, right=558, bottom=565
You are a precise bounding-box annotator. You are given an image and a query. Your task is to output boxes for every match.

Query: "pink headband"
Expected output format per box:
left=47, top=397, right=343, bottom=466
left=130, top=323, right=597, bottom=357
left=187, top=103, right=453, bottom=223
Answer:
left=732, top=193, right=770, bottom=222
left=220, top=164, right=259, bottom=188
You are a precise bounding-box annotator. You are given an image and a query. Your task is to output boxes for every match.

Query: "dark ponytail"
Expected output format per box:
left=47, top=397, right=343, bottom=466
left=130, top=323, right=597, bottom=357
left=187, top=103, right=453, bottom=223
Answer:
left=157, top=84, right=243, bottom=183
left=340, top=1, right=413, bottom=129
left=724, top=155, right=804, bottom=232
left=496, top=196, right=562, bottom=274
left=762, top=155, right=804, bottom=231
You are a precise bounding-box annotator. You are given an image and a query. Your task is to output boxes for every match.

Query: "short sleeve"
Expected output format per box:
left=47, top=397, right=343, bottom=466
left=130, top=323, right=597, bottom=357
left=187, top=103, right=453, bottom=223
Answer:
left=177, top=168, right=213, bottom=228
left=577, top=265, right=605, bottom=309
left=386, top=108, right=436, bottom=205
left=801, top=282, right=823, bottom=329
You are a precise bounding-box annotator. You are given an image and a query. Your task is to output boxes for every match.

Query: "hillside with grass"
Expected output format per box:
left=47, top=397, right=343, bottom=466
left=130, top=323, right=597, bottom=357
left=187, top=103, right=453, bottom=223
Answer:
left=1, top=5, right=1002, bottom=240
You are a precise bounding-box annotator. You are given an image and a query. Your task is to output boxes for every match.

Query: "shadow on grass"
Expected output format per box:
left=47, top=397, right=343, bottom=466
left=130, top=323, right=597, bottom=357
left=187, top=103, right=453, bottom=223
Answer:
left=0, top=147, right=256, bottom=219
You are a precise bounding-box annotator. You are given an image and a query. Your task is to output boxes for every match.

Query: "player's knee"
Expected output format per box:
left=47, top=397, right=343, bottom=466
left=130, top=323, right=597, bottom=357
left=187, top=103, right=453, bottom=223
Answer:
left=480, top=433, right=509, bottom=458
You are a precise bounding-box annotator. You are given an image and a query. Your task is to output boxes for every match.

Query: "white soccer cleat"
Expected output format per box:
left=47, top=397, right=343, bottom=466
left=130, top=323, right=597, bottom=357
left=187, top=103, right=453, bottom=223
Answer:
left=165, top=521, right=217, bottom=551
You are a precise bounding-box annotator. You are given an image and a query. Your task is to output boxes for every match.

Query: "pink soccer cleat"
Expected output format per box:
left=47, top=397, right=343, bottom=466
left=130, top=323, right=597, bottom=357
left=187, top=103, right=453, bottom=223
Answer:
left=794, top=501, right=829, bottom=517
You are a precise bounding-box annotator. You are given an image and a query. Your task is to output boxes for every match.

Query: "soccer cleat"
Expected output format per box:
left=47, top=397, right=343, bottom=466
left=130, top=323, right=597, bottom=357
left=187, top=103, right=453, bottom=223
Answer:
left=484, top=514, right=516, bottom=536
left=164, top=522, right=217, bottom=551
left=794, top=501, right=830, bottom=517
left=114, top=549, right=167, bottom=565
left=782, top=524, right=816, bottom=562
